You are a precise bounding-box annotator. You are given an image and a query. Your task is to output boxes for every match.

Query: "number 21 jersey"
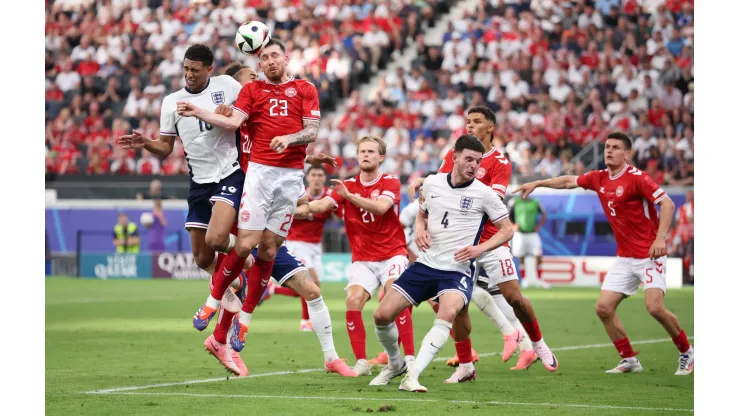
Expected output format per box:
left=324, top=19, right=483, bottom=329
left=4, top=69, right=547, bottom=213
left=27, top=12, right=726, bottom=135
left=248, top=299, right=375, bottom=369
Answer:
left=326, top=173, right=407, bottom=262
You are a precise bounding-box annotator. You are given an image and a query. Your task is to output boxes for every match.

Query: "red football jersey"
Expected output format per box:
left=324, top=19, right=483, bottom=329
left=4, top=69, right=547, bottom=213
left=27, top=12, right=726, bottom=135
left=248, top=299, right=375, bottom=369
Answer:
left=577, top=164, right=668, bottom=259
left=438, top=147, right=512, bottom=244
left=239, top=124, right=251, bottom=172
left=327, top=173, right=407, bottom=262
left=287, top=188, right=331, bottom=244
left=232, top=78, right=320, bottom=169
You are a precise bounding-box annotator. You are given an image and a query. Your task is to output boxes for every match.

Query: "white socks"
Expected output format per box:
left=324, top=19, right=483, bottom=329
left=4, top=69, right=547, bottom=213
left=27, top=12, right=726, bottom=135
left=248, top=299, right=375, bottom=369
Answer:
left=307, top=296, right=339, bottom=362
left=205, top=295, right=221, bottom=310
left=203, top=253, right=219, bottom=274
left=375, top=322, right=402, bottom=368
left=415, top=319, right=452, bottom=375
left=492, top=294, right=533, bottom=350
left=472, top=286, right=515, bottom=336
left=238, top=311, right=253, bottom=327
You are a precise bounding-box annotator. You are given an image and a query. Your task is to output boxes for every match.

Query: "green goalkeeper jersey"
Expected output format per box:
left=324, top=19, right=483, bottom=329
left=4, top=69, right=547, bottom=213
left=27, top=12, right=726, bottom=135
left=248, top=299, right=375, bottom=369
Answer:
left=512, top=198, right=541, bottom=233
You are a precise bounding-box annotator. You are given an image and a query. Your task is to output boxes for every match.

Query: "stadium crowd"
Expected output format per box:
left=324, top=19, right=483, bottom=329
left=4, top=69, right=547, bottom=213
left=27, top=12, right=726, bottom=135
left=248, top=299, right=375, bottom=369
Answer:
left=45, top=0, right=693, bottom=188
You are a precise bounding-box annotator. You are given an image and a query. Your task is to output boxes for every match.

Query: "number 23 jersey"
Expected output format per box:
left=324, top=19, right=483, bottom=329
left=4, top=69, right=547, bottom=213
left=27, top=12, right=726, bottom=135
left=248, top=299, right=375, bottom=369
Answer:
left=326, top=173, right=407, bottom=262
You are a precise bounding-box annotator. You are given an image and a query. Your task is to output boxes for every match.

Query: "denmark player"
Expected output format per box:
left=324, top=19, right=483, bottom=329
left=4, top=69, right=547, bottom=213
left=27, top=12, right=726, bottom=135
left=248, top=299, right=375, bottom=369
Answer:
left=194, top=60, right=354, bottom=376
left=370, top=135, right=514, bottom=392
left=409, top=107, right=541, bottom=376
left=515, top=132, right=694, bottom=375
left=302, top=137, right=415, bottom=377
left=178, top=38, right=323, bottom=350
left=286, top=166, right=332, bottom=332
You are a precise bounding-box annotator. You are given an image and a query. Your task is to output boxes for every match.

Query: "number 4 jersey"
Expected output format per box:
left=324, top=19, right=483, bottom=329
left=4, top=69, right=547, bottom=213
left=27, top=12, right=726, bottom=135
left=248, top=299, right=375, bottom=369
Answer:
left=326, top=173, right=407, bottom=262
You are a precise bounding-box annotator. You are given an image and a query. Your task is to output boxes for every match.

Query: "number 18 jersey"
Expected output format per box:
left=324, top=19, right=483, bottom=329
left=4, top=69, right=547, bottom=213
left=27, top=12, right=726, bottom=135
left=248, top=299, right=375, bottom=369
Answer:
left=326, top=173, right=407, bottom=262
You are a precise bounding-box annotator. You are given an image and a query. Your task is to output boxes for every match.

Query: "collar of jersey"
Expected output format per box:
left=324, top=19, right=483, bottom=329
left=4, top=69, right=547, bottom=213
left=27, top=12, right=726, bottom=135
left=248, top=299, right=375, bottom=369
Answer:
left=265, top=76, right=295, bottom=85
left=360, top=172, right=382, bottom=186
left=447, top=173, right=475, bottom=189
left=185, top=79, right=210, bottom=95
left=609, top=164, right=629, bottom=180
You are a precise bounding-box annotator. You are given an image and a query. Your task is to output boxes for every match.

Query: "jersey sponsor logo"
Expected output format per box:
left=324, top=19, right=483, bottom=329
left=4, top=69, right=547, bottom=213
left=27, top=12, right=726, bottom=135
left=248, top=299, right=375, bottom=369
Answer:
left=371, top=189, right=380, bottom=200
left=476, top=168, right=486, bottom=179
left=211, top=91, right=225, bottom=104
left=460, top=196, right=474, bottom=211
left=285, top=87, right=297, bottom=97
left=241, top=210, right=251, bottom=223
left=616, top=186, right=624, bottom=197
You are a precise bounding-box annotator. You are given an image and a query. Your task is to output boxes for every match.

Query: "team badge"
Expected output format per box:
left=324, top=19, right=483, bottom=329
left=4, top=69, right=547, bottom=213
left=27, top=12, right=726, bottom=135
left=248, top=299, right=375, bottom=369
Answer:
left=211, top=91, right=225, bottom=104
left=371, top=190, right=380, bottom=200
left=460, top=196, right=474, bottom=211
left=285, top=87, right=297, bottom=97
left=241, top=210, right=250, bottom=223
left=476, top=168, right=486, bottom=179
left=616, top=186, right=624, bottom=197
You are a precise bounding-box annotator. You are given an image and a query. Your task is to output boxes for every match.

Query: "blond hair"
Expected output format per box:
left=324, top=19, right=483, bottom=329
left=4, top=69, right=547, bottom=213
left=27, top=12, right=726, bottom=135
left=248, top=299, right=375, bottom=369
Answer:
left=356, top=136, right=387, bottom=156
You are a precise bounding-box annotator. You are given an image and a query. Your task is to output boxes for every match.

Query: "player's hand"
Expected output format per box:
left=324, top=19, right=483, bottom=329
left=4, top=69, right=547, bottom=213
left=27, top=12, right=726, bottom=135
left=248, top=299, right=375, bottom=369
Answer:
left=454, top=245, right=485, bottom=262
left=270, top=136, right=291, bottom=153
left=648, top=238, right=666, bottom=259
left=407, top=177, right=425, bottom=201
left=117, top=129, right=147, bottom=149
left=215, top=104, right=232, bottom=117
left=415, top=229, right=431, bottom=253
left=330, top=179, right=349, bottom=198
left=513, top=182, right=538, bottom=199
left=307, top=153, right=337, bottom=167
left=176, top=101, right=199, bottom=117
left=294, top=204, right=311, bottom=220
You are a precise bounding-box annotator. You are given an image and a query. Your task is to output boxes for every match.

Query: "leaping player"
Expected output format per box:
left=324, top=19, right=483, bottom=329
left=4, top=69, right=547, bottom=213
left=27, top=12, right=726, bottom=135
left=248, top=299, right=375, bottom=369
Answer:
left=370, top=135, right=514, bottom=392
left=515, top=132, right=694, bottom=375
left=300, top=136, right=416, bottom=377
left=178, top=43, right=356, bottom=376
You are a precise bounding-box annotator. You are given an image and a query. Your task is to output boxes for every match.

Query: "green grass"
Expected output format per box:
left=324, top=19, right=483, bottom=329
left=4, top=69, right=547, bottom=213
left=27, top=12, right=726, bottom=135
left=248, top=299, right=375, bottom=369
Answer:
left=46, top=278, right=694, bottom=415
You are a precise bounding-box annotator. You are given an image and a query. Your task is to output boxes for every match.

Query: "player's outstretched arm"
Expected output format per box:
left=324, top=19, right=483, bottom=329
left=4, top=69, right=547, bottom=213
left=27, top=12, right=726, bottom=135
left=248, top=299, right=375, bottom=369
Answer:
left=308, top=197, right=336, bottom=215
left=330, top=179, right=394, bottom=215
left=176, top=101, right=246, bottom=130
left=649, top=196, right=676, bottom=259
left=294, top=195, right=311, bottom=219
left=514, top=175, right=579, bottom=198
left=305, top=153, right=337, bottom=167
left=117, top=130, right=175, bottom=158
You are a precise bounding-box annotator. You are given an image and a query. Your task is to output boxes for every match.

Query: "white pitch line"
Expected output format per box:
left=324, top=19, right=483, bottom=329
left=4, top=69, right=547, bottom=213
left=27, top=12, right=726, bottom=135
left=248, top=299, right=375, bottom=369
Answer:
left=84, top=336, right=693, bottom=394
left=97, top=392, right=694, bottom=413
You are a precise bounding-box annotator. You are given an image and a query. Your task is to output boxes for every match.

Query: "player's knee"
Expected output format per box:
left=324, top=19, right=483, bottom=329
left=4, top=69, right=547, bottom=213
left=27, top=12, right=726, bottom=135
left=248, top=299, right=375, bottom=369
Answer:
left=300, top=282, right=321, bottom=301
left=345, top=293, right=366, bottom=311
left=373, top=308, right=393, bottom=326
left=504, top=292, right=524, bottom=312
left=595, top=302, right=615, bottom=320
left=256, top=244, right=279, bottom=261
left=193, top=250, right=214, bottom=270
left=645, top=301, right=665, bottom=319
left=205, top=230, right=229, bottom=253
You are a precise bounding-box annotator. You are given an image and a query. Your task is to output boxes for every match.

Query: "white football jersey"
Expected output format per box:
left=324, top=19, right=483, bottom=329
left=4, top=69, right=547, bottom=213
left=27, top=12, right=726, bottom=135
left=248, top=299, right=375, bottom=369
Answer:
left=400, top=199, right=419, bottom=245
left=417, top=173, right=509, bottom=275
left=159, top=75, right=243, bottom=184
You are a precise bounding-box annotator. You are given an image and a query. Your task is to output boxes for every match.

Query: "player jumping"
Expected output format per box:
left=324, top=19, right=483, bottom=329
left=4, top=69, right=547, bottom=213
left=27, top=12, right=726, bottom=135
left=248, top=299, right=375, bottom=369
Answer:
left=515, top=132, right=694, bottom=376
left=301, top=136, right=416, bottom=377
left=370, top=135, right=514, bottom=392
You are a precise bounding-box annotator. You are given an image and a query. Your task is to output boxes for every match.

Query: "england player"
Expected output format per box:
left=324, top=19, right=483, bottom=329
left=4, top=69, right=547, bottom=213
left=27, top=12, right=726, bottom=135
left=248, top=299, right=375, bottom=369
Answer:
left=302, top=136, right=415, bottom=377
left=409, top=107, right=540, bottom=375
left=370, top=135, right=514, bottom=392
left=177, top=39, right=325, bottom=356
left=286, top=166, right=332, bottom=332
left=509, top=195, right=551, bottom=289
left=515, top=132, right=694, bottom=375
left=197, top=61, right=355, bottom=377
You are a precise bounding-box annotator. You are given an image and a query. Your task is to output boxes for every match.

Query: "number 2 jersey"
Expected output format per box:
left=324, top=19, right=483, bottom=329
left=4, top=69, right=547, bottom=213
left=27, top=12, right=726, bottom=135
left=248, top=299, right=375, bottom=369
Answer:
left=418, top=173, right=509, bottom=275
left=159, top=75, right=243, bottom=184
left=326, top=173, right=407, bottom=262
left=576, top=164, right=668, bottom=259
left=438, top=147, right=512, bottom=245
left=231, top=77, right=320, bottom=170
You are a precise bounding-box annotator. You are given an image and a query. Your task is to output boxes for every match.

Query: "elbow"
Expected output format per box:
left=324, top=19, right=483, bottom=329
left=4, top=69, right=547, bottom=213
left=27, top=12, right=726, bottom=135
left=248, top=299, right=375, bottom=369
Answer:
left=661, top=197, right=676, bottom=212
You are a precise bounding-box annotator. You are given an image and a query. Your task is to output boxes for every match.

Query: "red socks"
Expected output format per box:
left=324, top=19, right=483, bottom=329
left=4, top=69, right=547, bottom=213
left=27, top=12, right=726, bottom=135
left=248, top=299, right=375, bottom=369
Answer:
left=672, top=329, right=691, bottom=354
left=213, top=308, right=235, bottom=344
left=613, top=337, right=637, bottom=358
left=242, top=258, right=275, bottom=314
left=301, top=298, right=310, bottom=320
left=210, top=250, right=247, bottom=300
left=521, top=318, right=543, bottom=342
left=346, top=310, right=366, bottom=360
left=455, top=338, right=473, bottom=364
left=395, top=307, right=415, bottom=356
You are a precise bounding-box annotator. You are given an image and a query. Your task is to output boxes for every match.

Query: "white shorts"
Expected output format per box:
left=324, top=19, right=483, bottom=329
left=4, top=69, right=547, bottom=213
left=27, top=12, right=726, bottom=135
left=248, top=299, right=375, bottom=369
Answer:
left=602, top=256, right=668, bottom=296
left=346, top=255, right=409, bottom=297
left=511, top=232, right=543, bottom=257
left=474, top=246, right=519, bottom=290
left=286, top=240, right=323, bottom=278
left=238, top=162, right=306, bottom=237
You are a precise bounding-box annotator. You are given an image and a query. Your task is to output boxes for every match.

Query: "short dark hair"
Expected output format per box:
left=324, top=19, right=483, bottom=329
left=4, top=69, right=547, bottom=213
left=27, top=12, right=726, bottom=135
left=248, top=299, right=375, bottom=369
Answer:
left=184, top=44, right=214, bottom=67
left=467, top=106, right=496, bottom=125
left=606, top=132, right=632, bottom=151
left=306, top=165, right=326, bottom=176
left=454, top=134, right=485, bottom=154
left=259, top=38, right=286, bottom=55
left=224, top=62, right=246, bottom=78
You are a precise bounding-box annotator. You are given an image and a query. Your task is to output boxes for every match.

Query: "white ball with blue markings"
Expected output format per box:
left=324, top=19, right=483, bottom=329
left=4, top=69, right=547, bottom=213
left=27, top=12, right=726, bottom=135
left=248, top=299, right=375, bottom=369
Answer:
left=235, top=21, right=271, bottom=56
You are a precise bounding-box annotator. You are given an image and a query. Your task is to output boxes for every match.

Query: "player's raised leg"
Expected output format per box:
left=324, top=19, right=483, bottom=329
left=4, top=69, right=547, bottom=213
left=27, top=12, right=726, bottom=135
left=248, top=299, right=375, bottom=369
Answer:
left=644, top=288, right=693, bottom=375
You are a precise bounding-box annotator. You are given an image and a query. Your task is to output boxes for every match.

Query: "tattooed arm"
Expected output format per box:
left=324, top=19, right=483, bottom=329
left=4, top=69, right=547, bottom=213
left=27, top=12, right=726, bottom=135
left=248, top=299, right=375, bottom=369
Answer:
left=269, top=119, right=319, bottom=153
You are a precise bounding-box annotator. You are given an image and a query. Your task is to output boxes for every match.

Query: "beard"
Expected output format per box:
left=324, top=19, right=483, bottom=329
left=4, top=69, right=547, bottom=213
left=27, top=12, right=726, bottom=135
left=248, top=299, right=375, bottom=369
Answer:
left=265, top=66, right=285, bottom=82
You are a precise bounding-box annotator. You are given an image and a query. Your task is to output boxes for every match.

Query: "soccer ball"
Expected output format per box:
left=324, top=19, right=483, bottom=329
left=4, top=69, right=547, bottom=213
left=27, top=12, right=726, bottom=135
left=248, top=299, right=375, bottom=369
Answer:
left=140, top=212, right=154, bottom=227
left=235, top=21, right=271, bottom=56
